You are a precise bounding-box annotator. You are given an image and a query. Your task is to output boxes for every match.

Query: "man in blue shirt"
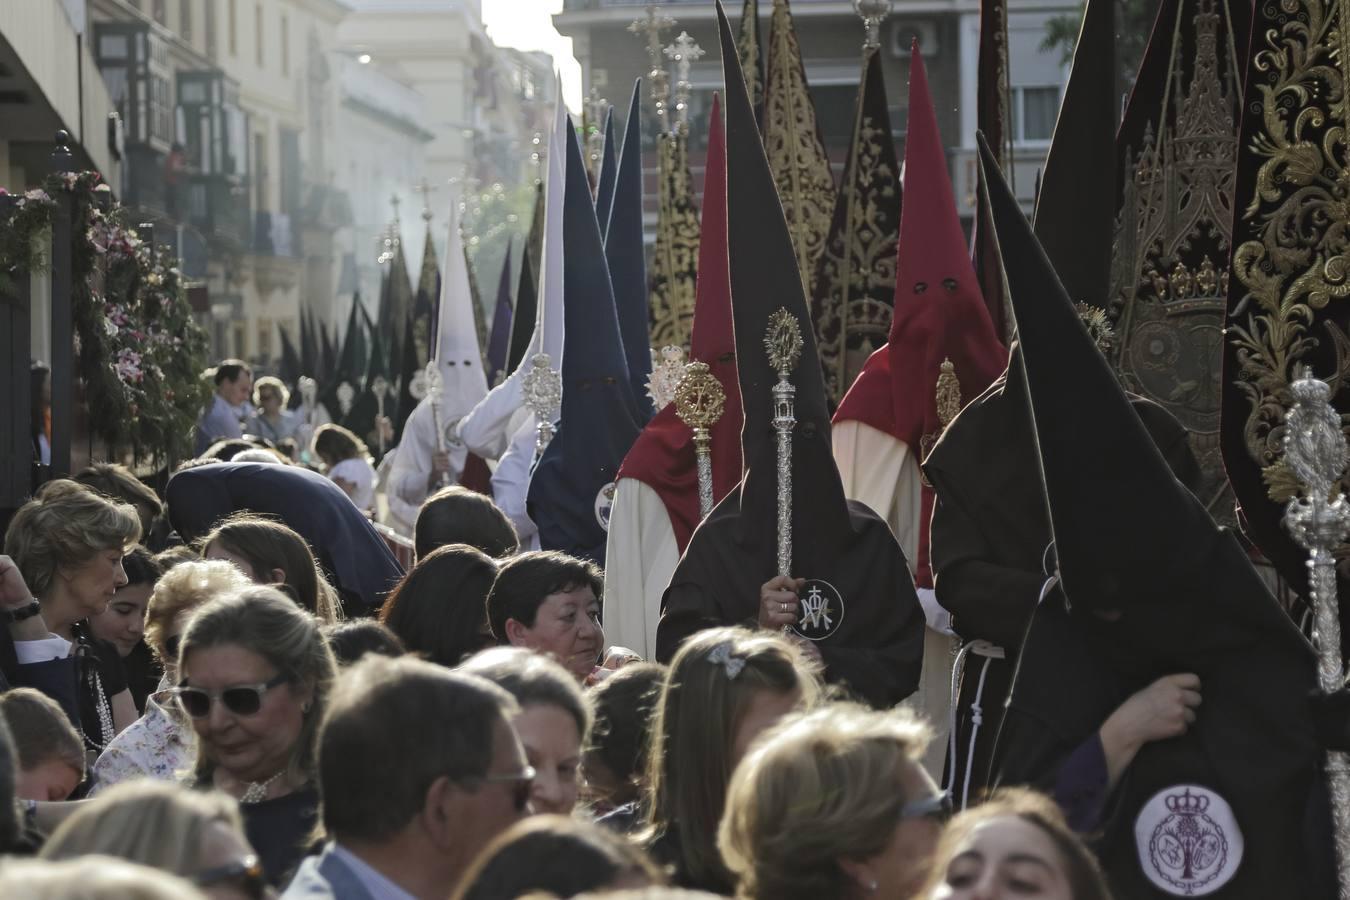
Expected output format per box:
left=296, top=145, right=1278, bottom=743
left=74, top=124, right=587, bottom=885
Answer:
left=195, top=360, right=253, bottom=456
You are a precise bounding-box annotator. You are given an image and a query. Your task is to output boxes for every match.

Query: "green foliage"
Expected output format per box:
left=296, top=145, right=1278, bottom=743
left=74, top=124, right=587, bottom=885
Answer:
left=1041, top=0, right=1161, bottom=100
left=0, top=171, right=210, bottom=465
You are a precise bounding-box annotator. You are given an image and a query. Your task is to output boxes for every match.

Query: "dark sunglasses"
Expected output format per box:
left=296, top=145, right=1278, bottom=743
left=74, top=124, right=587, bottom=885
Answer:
left=193, top=855, right=267, bottom=900
left=174, top=673, right=289, bottom=718
left=479, top=765, right=536, bottom=813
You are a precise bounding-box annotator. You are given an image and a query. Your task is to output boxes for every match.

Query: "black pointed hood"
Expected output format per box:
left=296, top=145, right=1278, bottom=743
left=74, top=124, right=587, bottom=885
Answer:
left=486, top=241, right=514, bottom=387
left=1032, top=0, right=1115, bottom=309
left=595, top=106, right=619, bottom=235
left=506, top=185, right=543, bottom=378
left=606, top=79, right=655, bottom=422
left=978, top=129, right=1334, bottom=899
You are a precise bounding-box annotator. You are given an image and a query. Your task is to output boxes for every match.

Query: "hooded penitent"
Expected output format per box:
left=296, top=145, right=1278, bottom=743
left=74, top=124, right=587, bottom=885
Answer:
left=1031, top=0, right=1114, bottom=311
left=430, top=195, right=489, bottom=427
left=605, top=79, right=656, bottom=423
left=166, top=462, right=403, bottom=616
left=526, top=118, right=643, bottom=565
left=834, top=44, right=1006, bottom=591
left=812, top=47, right=901, bottom=404
left=976, top=133, right=1334, bottom=899
left=615, top=92, right=744, bottom=553
left=656, top=2, right=924, bottom=711
left=508, top=184, right=543, bottom=377
left=486, top=241, right=514, bottom=388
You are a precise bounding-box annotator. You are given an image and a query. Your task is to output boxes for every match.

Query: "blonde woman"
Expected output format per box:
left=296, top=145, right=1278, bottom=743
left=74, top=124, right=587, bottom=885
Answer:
left=719, top=704, right=946, bottom=900
left=641, top=628, right=820, bottom=893
left=40, top=780, right=265, bottom=899
left=92, top=560, right=253, bottom=793
left=0, top=857, right=210, bottom=900
left=4, top=480, right=143, bottom=757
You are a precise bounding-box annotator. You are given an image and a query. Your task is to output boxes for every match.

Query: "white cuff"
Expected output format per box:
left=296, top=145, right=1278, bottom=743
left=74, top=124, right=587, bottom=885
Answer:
left=15, top=635, right=72, bottom=664
left=916, top=588, right=955, bottom=636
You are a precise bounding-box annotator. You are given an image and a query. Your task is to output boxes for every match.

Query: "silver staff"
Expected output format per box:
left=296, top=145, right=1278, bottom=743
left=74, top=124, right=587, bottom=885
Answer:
left=371, top=375, right=390, bottom=457
left=765, top=309, right=804, bottom=631
left=422, top=363, right=451, bottom=489
left=675, top=361, right=726, bottom=518
left=1282, top=365, right=1350, bottom=898
left=522, top=352, right=562, bottom=457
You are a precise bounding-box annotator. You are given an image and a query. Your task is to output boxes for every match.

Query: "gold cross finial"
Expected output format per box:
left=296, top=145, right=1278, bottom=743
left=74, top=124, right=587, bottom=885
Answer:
left=628, top=5, right=675, bottom=120
left=665, top=32, right=704, bottom=128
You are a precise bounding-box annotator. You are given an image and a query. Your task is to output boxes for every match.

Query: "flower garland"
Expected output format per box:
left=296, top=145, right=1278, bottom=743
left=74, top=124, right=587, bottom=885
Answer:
left=0, top=171, right=209, bottom=463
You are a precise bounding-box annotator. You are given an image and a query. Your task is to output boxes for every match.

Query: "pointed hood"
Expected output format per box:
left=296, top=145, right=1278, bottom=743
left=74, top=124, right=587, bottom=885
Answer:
left=393, top=306, right=420, bottom=445
left=811, top=47, right=902, bottom=403
left=486, top=241, right=514, bottom=387
left=319, top=319, right=336, bottom=386
left=507, top=242, right=537, bottom=376
left=1032, top=0, right=1115, bottom=308
left=384, top=241, right=415, bottom=369
left=527, top=117, right=643, bottom=564
left=413, top=224, right=440, bottom=368
left=606, top=79, right=655, bottom=422
left=617, top=92, right=745, bottom=551
left=833, top=46, right=1006, bottom=586
left=278, top=325, right=302, bottom=390
left=979, top=129, right=1333, bottom=899
left=299, top=307, right=317, bottom=380
left=433, top=195, right=490, bottom=421
left=321, top=294, right=368, bottom=423
left=762, top=0, right=836, bottom=295
left=594, top=105, right=619, bottom=235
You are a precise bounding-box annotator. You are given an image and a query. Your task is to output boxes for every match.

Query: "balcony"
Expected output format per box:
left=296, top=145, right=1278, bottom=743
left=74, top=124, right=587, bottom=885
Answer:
left=184, top=171, right=249, bottom=251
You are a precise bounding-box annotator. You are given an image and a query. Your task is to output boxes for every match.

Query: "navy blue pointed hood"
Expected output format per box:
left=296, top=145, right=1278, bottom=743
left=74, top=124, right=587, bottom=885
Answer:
left=606, top=79, right=655, bottom=422
left=595, top=106, right=619, bottom=235
left=527, top=117, right=644, bottom=565
left=487, top=241, right=515, bottom=386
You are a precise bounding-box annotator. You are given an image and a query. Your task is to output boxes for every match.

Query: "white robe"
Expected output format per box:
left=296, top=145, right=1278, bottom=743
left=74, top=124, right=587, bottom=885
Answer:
left=602, top=478, right=681, bottom=661
left=833, top=419, right=956, bottom=779
left=385, top=399, right=469, bottom=534
left=492, top=418, right=542, bottom=551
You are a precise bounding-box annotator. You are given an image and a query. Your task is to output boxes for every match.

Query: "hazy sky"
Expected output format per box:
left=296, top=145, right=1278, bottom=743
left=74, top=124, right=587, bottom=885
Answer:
left=482, top=0, right=583, bottom=112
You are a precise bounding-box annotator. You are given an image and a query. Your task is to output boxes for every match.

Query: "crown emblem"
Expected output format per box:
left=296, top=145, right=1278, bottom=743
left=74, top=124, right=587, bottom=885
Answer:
left=1164, top=788, right=1209, bottom=815
left=647, top=345, right=687, bottom=410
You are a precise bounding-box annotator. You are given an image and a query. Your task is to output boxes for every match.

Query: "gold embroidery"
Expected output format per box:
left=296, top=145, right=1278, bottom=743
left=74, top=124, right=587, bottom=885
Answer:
left=921, top=359, right=962, bottom=474
left=1226, top=0, right=1350, bottom=506
left=1110, top=0, right=1242, bottom=523
left=762, top=0, right=837, bottom=297
left=648, top=132, right=702, bottom=350
left=737, top=0, right=763, bottom=113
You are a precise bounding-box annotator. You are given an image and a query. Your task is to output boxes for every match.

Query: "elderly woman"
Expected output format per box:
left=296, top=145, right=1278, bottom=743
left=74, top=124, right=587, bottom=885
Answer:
left=459, top=646, right=593, bottom=817
left=3, top=480, right=143, bottom=758
left=175, top=586, right=337, bottom=886
left=719, top=704, right=946, bottom=900
left=641, top=628, right=819, bottom=893
left=40, top=780, right=266, bottom=899
left=246, top=376, right=299, bottom=447
left=91, top=560, right=253, bottom=793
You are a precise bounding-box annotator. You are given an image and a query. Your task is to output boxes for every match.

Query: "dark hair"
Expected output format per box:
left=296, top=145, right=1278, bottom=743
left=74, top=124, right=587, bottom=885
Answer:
left=0, top=718, right=18, bottom=852
left=585, top=663, right=666, bottom=807
left=322, top=620, right=406, bottom=666
left=72, top=462, right=164, bottom=531
left=153, top=546, right=198, bottom=571
left=212, top=360, right=251, bottom=386
left=312, top=424, right=370, bottom=466
left=458, top=647, right=593, bottom=743
left=0, top=688, right=85, bottom=776
left=202, top=513, right=340, bottom=623
left=318, top=655, right=518, bottom=843
left=379, top=544, right=499, bottom=667
left=111, top=545, right=162, bottom=592
left=415, top=486, right=519, bottom=560
left=486, top=551, right=603, bottom=645
left=923, top=788, right=1114, bottom=900
left=453, top=815, right=663, bottom=900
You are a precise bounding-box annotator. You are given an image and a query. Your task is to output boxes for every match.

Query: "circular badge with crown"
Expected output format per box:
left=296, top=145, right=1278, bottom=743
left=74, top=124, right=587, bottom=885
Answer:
left=789, top=579, right=845, bottom=642
left=594, top=482, right=617, bottom=531
left=1134, top=785, right=1242, bottom=896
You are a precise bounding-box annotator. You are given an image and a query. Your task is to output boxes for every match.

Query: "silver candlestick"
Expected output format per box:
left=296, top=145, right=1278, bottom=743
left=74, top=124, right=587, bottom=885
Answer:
left=1282, top=365, right=1350, bottom=899
left=765, top=309, right=804, bottom=632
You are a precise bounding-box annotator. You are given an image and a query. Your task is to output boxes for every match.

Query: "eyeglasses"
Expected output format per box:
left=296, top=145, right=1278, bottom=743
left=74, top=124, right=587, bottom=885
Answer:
left=193, top=855, right=267, bottom=900
left=174, top=674, right=289, bottom=718
left=901, top=791, right=954, bottom=823
left=478, top=766, right=537, bottom=813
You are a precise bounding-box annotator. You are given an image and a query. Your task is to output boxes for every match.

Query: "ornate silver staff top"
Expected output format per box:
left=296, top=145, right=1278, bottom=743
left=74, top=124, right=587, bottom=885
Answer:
left=675, top=360, right=726, bottom=519
left=371, top=375, right=390, bottom=456
left=648, top=345, right=687, bottom=411
left=298, top=376, right=317, bottom=427
left=628, top=5, right=676, bottom=125
left=664, top=32, right=705, bottom=134
left=1281, top=366, right=1350, bottom=897
left=854, top=0, right=892, bottom=51
left=522, top=352, right=563, bottom=455
left=422, top=362, right=452, bottom=488
left=764, top=308, right=804, bottom=608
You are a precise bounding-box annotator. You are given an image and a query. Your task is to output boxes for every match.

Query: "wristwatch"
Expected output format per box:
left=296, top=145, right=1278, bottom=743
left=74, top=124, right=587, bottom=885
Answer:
left=0, top=599, right=41, bottom=624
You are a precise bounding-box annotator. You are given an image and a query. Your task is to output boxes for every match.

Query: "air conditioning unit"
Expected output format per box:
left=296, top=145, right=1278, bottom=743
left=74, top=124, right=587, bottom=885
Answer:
left=890, top=21, right=939, bottom=57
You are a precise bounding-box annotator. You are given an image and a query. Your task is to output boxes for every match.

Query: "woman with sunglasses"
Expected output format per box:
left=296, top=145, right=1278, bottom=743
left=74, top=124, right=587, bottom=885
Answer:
left=246, top=377, right=299, bottom=449
left=719, top=703, right=947, bottom=900
left=176, top=586, right=338, bottom=887
left=39, top=779, right=270, bottom=899
left=92, top=560, right=253, bottom=793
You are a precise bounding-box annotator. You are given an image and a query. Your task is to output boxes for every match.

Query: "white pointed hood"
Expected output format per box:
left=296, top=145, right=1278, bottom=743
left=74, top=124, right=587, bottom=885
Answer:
left=457, top=86, right=568, bottom=455
left=435, top=193, right=490, bottom=420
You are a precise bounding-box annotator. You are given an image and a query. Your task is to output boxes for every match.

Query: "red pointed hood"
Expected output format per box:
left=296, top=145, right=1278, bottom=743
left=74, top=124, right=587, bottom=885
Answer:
left=836, top=45, right=1005, bottom=452
left=617, top=93, right=744, bottom=551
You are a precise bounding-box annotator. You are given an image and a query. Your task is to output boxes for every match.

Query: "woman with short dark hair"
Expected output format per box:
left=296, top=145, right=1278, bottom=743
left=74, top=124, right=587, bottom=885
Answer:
left=379, top=544, right=499, bottom=667
left=415, top=485, right=519, bottom=560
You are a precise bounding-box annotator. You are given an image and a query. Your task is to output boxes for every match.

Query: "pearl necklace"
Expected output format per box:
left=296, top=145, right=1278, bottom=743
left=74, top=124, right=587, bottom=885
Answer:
left=239, top=770, right=287, bottom=804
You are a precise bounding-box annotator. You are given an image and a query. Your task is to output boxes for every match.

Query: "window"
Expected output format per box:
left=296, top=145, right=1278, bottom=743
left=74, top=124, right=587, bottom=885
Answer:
left=180, top=0, right=193, bottom=42
left=1009, top=85, right=1061, bottom=144
left=257, top=319, right=274, bottom=362
left=228, top=0, right=237, bottom=56
left=93, top=23, right=174, bottom=149
left=281, top=14, right=289, bottom=75
left=255, top=3, right=263, bottom=67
